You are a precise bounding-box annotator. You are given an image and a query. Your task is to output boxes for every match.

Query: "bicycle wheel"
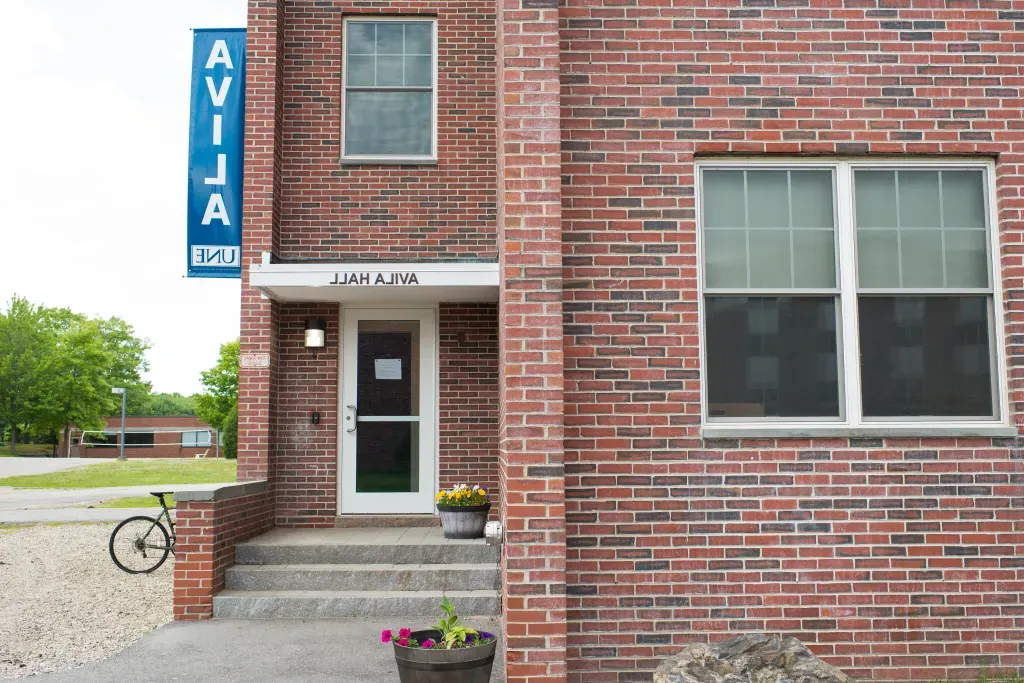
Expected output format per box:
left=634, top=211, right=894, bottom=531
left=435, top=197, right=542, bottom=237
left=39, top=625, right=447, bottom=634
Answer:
left=109, top=516, right=171, bottom=574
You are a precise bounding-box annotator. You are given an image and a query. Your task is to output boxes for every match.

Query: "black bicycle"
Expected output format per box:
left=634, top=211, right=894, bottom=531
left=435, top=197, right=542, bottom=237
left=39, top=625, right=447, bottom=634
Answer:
left=108, top=492, right=176, bottom=574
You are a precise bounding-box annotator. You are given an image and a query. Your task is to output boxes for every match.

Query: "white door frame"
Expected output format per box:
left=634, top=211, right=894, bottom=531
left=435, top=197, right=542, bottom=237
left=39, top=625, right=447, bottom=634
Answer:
left=338, top=306, right=437, bottom=515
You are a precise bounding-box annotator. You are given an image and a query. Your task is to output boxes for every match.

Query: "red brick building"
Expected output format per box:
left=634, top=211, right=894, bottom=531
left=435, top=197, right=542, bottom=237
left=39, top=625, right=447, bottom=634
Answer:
left=59, top=416, right=219, bottom=458
left=172, top=2, right=1024, bottom=681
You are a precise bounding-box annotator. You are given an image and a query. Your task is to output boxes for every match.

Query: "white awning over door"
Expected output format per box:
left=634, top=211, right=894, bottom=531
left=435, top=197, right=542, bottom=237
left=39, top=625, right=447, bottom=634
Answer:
left=250, top=260, right=499, bottom=303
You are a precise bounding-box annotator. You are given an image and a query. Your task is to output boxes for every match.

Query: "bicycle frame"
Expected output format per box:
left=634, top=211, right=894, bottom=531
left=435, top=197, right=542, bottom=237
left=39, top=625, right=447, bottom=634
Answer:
left=140, top=495, right=176, bottom=554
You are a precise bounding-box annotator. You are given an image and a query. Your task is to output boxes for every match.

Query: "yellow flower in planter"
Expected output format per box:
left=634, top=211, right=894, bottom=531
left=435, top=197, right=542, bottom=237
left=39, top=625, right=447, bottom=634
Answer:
left=478, top=489, right=486, bottom=497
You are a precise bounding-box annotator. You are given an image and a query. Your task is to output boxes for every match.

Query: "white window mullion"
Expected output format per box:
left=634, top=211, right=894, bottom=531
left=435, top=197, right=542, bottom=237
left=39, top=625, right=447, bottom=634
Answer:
left=835, top=162, right=864, bottom=427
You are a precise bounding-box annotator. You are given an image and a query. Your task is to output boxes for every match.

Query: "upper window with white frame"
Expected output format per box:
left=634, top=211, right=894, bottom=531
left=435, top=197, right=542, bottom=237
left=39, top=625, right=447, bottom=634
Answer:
left=342, top=18, right=436, bottom=162
left=699, top=160, right=1002, bottom=427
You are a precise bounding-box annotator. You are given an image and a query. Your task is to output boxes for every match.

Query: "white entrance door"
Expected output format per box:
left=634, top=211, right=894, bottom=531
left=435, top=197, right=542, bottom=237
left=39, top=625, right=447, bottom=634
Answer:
left=340, top=308, right=436, bottom=514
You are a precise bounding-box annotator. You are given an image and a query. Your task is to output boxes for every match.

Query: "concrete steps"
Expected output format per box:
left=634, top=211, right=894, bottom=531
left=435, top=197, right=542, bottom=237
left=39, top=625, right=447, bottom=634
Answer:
left=235, top=540, right=498, bottom=566
left=226, top=563, right=500, bottom=592
left=213, top=527, right=501, bottom=619
left=214, top=590, right=500, bottom=619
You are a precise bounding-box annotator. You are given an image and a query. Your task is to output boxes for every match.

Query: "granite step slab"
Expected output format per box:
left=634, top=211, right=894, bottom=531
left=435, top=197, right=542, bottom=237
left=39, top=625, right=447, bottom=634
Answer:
left=235, top=540, right=499, bottom=566
left=225, top=563, right=500, bottom=592
left=212, top=589, right=500, bottom=619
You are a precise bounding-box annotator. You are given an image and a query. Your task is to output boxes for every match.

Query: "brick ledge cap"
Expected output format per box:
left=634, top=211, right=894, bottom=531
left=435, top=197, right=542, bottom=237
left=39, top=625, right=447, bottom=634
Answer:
left=175, top=480, right=268, bottom=502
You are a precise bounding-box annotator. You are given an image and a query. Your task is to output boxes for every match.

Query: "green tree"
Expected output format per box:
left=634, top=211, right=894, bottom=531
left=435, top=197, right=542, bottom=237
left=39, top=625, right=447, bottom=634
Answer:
left=0, top=296, right=50, bottom=453
left=0, top=298, right=153, bottom=454
left=196, top=340, right=239, bottom=461
left=222, top=403, right=238, bottom=460
left=35, top=319, right=115, bottom=456
left=195, top=340, right=239, bottom=432
left=145, top=392, right=198, bottom=416
left=95, top=316, right=151, bottom=414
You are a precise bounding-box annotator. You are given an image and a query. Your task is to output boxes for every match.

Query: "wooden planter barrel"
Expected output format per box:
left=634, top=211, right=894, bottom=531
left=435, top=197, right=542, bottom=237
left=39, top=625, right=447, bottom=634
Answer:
left=393, top=629, right=497, bottom=683
left=436, top=503, right=490, bottom=539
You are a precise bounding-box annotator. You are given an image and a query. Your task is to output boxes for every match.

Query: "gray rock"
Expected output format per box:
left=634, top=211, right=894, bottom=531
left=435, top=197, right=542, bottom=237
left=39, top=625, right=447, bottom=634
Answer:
left=654, top=634, right=856, bottom=683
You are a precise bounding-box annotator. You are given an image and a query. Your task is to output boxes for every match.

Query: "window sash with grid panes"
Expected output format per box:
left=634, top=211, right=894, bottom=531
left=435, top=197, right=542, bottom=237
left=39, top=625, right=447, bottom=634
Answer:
left=181, top=431, right=212, bottom=448
left=342, top=18, right=435, bottom=160
left=699, top=161, right=1002, bottom=427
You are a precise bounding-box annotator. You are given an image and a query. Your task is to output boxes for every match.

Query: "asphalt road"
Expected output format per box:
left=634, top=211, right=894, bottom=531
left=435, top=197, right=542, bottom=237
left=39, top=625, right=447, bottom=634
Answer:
left=0, top=484, right=222, bottom=511
left=0, top=457, right=104, bottom=478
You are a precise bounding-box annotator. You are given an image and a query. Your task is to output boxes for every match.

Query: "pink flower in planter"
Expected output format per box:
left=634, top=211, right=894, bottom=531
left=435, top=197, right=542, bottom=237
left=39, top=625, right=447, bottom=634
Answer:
left=398, top=628, right=412, bottom=639
left=398, top=637, right=409, bottom=647
left=381, top=630, right=393, bottom=643
left=422, top=639, right=435, bottom=649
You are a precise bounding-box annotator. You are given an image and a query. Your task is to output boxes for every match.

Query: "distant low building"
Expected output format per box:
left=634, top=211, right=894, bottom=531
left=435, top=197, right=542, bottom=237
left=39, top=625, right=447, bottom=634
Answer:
left=58, top=416, right=221, bottom=459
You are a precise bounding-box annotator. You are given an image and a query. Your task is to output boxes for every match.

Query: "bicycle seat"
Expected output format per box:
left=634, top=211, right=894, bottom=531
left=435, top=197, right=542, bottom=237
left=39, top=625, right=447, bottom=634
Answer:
left=150, top=491, right=173, bottom=496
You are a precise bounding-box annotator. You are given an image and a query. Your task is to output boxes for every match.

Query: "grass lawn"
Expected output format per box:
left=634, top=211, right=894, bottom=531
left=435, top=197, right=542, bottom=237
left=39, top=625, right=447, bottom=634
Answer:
left=88, top=494, right=173, bottom=509
left=0, top=459, right=236, bottom=489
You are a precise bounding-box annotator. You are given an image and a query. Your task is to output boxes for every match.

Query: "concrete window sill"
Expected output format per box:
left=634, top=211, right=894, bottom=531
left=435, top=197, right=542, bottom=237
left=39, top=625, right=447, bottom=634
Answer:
left=340, top=158, right=438, bottom=167
left=700, top=425, right=1019, bottom=439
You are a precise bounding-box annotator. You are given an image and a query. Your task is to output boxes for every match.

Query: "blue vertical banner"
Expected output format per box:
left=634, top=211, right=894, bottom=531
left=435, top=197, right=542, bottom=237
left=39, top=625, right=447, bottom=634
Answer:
left=187, top=29, right=245, bottom=278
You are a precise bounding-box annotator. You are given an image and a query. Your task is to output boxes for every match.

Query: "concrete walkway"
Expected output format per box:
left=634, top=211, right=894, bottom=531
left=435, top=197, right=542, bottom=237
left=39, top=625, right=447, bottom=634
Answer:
left=33, top=618, right=505, bottom=683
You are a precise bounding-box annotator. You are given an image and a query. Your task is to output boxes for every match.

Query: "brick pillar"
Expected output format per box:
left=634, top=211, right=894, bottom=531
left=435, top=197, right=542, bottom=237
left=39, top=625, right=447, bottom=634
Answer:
left=238, top=0, right=285, bottom=482
left=496, top=0, right=567, bottom=679
left=173, top=485, right=272, bottom=620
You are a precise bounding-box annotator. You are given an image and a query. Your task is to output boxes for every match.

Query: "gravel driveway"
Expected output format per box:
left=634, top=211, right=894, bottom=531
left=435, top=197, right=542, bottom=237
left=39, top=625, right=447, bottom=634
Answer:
left=0, top=523, right=172, bottom=679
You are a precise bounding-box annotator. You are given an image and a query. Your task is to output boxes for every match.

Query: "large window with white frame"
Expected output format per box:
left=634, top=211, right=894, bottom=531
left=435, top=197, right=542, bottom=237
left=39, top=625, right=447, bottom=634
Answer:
left=181, top=431, right=213, bottom=448
left=342, top=17, right=436, bottom=162
left=698, top=159, right=1005, bottom=429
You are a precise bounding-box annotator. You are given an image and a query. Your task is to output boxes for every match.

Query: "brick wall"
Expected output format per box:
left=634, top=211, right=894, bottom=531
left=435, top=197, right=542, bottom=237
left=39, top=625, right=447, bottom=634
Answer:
left=277, top=0, right=497, bottom=260
left=497, top=0, right=568, bottom=679
left=559, top=4, right=1024, bottom=681
left=274, top=303, right=340, bottom=528
left=173, top=486, right=273, bottom=620
left=238, top=0, right=285, bottom=484
left=75, top=444, right=214, bottom=459
left=439, top=303, right=500, bottom=519
left=240, top=1, right=1024, bottom=680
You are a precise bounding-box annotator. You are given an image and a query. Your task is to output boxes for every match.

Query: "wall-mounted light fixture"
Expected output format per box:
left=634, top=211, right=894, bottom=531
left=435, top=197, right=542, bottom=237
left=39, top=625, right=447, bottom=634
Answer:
left=305, top=318, right=326, bottom=359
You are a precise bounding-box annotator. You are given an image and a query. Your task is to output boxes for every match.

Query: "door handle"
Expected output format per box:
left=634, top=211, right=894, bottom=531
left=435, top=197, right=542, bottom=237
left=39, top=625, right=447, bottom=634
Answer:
left=346, top=405, right=358, bottom=433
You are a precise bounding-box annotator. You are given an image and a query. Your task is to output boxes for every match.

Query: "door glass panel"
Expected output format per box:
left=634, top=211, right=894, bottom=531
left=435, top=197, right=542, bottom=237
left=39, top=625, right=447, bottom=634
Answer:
left=355, top=320, right=420, bottom=493
left=356, top=422, right=419, bottom=493
left=357, top=321, right=419, bottom=417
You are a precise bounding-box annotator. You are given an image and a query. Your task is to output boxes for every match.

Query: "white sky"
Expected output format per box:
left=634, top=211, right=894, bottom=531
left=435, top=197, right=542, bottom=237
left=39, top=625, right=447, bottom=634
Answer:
left=0, top=0, right=247, bottom=395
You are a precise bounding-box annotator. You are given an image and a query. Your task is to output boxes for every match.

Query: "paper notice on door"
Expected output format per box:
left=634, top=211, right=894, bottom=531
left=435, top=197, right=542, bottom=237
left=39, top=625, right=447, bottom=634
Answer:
left=374, top=358, right=402, bottom=380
